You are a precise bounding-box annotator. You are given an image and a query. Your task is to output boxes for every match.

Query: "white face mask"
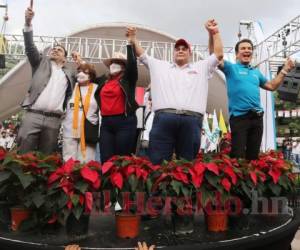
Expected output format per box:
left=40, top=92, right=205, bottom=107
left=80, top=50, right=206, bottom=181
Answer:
left=109, top=63, right=122, bottom=75
left=77, top=72, right=89, bottom=83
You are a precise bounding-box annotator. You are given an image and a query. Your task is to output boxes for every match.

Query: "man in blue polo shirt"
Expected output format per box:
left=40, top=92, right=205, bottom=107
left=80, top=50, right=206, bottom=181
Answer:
left=219, top=38, right=295, bottom=160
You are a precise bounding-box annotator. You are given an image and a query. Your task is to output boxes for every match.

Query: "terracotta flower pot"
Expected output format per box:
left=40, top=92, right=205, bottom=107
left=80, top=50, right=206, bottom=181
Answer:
left=10, top=207, right=31, bottom=231
left=115, top=213, right=140, bottom=238
left=206, top=210, right=228, bottom=232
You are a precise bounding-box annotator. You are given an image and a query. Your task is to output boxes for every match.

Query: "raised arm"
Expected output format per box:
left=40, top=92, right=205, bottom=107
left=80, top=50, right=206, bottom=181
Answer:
left=205, top=19, right=224, bottom=62
left=261, top=58, right=295, bottom=91
left=126, top=27, right=145, bottom=57
left=23, top=7, right=42, bottom=69
left=123, top=44, right=138, bottom=84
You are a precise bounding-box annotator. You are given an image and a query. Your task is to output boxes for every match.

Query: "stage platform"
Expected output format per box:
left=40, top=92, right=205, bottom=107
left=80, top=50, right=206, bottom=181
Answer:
left=0, top=209, right=300, bottom=250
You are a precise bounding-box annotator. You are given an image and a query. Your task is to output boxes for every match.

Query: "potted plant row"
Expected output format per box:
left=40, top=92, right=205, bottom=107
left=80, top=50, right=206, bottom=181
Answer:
left=0, top=146, right=296, bottom=238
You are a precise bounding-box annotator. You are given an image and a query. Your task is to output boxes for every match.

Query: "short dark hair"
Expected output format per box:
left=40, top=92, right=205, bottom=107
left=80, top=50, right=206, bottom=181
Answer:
left=77, top=63, right=97, bottom=82
left=53, top=43, right=68, bottom=57
left=235, top=39, right=254, bottom=54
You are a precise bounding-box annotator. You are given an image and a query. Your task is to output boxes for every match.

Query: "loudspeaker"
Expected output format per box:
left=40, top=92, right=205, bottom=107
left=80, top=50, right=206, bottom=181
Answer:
left=0, top=54, right=5, bottom=69
left=277, top=63, right=300, bottom=102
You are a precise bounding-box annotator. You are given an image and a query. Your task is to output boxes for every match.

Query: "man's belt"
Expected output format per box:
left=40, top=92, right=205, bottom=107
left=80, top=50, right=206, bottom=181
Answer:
left=231, top=109, right=264, bottom=120
left=27, top=109, right=62, bottom=118
left=156, top=108, right=203, bottom=119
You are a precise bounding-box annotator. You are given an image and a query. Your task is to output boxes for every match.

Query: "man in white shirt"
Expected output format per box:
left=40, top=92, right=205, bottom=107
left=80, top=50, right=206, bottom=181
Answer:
left=16, top=7, right=75, bottom=154
left=126, top=20, right=223, bottom=164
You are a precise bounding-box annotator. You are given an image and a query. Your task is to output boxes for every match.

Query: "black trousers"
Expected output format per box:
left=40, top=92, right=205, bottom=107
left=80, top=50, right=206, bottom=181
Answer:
left=99, top=114, right=137, bottom=163
left=229, top=113, right=263, bottom=160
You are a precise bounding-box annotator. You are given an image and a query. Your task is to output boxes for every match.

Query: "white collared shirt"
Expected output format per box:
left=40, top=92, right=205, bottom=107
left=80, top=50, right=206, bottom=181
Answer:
left=31, top=61, right=68, bottom=113
left=139, top=53, right=219, bottom=114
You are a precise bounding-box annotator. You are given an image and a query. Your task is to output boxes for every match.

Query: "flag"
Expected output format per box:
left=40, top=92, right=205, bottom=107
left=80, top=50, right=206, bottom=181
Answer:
left=200, top=113, right=211, bottom=152
left=209, top=110, right=221, bottom=152
left=218, top=109, right=227, bottom=136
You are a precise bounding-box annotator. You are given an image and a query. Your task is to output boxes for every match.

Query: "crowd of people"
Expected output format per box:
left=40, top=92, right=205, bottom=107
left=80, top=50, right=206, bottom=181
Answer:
left=9, top=6, right=295, bottom=167
left=282, top=138, right=300, bottom=166
left=0, top=125, right=16, bottom=151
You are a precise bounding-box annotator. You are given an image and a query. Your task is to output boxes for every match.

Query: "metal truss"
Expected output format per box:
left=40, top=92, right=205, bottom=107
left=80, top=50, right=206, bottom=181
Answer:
left=254, top=15, right=300, bottom=75
left=1, top=15, right=298, bottom=76
left=0, top=33, right=233, bottom=63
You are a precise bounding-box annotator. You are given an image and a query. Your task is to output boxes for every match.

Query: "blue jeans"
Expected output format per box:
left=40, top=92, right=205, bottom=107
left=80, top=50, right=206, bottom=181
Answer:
left=148, top=112, right=202, bottom=164
left=100, top=114, right=137, bottom=163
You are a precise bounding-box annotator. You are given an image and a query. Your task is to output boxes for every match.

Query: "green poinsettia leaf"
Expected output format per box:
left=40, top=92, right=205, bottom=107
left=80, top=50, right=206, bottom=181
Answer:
left=198, top=188, right=211, bottom=207
left=128, top=175, right=138, bottom=193
left=58, top=193, right=69, bottom=209
left=205, top=173, right=219, bottom=189
left=2, top=155, right=13, bottom=166
left=278, top=176, right=288, bottom=190
left=73, top=205, right=84, bottom=220
left=268, top=183, right=282, bottom=196
left=181, top=185, right=191, bottom=197
left=32, top=192, right=46, bottom=208
left=75, top=181, right=89, bottom=194
left=0, top=184, right=8, bottom=194
left=10, top=165, right=35, bottom=189
left=241, top=182, right=251, bottom=199
left=71, top=194, right=80, bottom=206
left=0, top=171, right=11, bottom=183
left=121, top=160, right=131, bottom=167
left=146, top=178, right=152, bottom=194
left=171, top=180, right=182, bottom=196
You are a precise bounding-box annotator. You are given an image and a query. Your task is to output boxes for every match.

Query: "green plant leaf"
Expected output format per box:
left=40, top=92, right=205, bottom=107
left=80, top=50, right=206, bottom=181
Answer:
left=146, top=178, right=152, bottom=194
left=121, top=160, right=130, bottom=167
left=206, top=173, right=219, bottom=189
left=2, top=155, right=13, bottom=166
left=171, top=180, right=182, bottom=196
left=181, top=186, right=191, bottom=197
left=241, top=182, right=251, bottom=199
left=72, top=205, right=84, bottom=220
left=75, top=181, right=89, bottom=194
left=0, top=171, right=11, bottom=183
left=128, top=175, right=138, bottom=192
left=10, top=165, right=35, bottom=189
left=268, top=183, right=282, bottom=196
left=278, top=176, right=288, bottom=190
left=32, top=192, right=45, bottom=208
left=71, top=194, right=80, bottom=206
left=58, top=193, right=69, bottom=209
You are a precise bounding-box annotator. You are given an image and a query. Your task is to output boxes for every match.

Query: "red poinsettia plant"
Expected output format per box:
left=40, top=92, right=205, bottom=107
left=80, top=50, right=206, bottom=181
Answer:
left=0, top=150, right=61, bottom=207
left=101, top=155, right=159, bottom=213
left=47, top=158, right=101, bottom=223
left=246, top=150, right=296, bottom=197
left=192, top=153, right=240, bottom=209
left=150, top=159, right=194, bottom=213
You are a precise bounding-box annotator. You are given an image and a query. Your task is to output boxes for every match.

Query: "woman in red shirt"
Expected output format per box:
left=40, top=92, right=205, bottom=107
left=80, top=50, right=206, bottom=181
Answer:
left=95, top=43, right=139, bottom=163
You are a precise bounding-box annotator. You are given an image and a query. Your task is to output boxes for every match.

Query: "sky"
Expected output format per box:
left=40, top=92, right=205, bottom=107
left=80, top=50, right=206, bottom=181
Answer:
left=2, top=0, right=300, bottom=47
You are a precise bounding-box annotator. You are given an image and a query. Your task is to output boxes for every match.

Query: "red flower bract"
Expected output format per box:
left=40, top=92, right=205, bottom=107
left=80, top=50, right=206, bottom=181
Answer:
left=111, top=172, right=123, bottom=189
left=206, top=162, right=219, bottom=175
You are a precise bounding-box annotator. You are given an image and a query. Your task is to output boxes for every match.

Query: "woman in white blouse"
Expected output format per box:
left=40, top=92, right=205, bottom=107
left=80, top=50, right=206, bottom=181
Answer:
left=62, top=63, right=99, bottom=162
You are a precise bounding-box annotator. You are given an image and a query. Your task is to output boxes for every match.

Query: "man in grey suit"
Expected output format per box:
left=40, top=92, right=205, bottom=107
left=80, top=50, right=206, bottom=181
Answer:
left=17, top=6, right=76, bottom=154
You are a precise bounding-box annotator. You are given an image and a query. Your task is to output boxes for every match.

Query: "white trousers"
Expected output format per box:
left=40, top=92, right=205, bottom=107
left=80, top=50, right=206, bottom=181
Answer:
left=63, top=137, right=96, bottom=162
